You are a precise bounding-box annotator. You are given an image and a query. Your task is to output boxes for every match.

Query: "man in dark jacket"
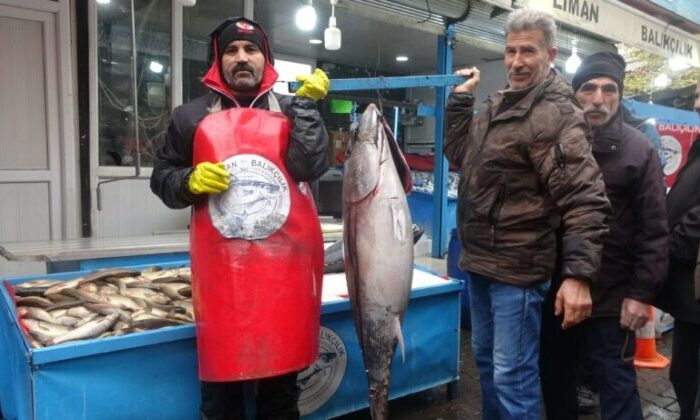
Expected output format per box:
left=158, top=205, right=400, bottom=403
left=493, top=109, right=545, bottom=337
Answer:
left=445, top=8, right=609, bottom=419
left=657, top=80, right=700, bottom=420
left=541, top=51, right=669, bottom=420
left=151, top=17, right=329, bottom=420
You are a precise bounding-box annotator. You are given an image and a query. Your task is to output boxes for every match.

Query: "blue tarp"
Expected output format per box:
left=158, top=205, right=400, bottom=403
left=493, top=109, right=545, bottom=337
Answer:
left=624, top=99, right=700, bottom=126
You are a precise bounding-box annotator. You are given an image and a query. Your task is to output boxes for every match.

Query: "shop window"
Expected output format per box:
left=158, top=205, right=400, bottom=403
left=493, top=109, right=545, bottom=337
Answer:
left=182, top=1, right=242, bottom=104
left=96, top=0, right=172, bottom=167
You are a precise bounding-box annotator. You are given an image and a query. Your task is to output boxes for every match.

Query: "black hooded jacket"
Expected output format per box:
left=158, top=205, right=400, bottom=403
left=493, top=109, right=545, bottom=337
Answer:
left=150, top=19, right=329, bottom=209
left=657, top=136, right=700, bottom=323
left=590, top=111, right=669, bottom=317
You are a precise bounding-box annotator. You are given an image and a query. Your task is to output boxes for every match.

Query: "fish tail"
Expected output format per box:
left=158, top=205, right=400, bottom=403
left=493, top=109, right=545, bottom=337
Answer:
left=394, top=315, right=405, bottom=363
left=369, top=385, right=389, bottom=420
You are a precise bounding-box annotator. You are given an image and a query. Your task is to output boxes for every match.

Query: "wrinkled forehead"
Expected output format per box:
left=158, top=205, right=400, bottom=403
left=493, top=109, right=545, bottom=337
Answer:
left=578, top=77, right=618, bottom=90
left=505, top=30, right=546, bottom=49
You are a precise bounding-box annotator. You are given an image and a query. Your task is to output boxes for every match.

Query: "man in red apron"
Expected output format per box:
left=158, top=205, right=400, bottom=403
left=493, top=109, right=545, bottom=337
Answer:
left=150, top=17, right=329, bottom=420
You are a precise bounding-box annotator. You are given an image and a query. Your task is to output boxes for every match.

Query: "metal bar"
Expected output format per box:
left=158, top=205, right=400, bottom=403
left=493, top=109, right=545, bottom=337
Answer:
left=431, top=25, right=455, bottom=259
left=393, top=107, right=400, bottom=143
left=171, top=1, right=183, bottom=109
left=417, top=105, right=436, bottom=117
left=288, top=74, right=465, bottom=92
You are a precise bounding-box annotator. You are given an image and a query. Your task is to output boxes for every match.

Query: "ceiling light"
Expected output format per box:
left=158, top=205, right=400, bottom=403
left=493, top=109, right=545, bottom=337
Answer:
left=149, top=60, right=164, bottom=74
left=96, top=0, right=111, bottom=4
left=295, top=0, right=317, bottom=32
left=309, top=39, right=322, bottom=44
left=565, top=46, right=581, bottom=74
left=396, top=56, right=409, bottom=62
left=653, top=73, right=670, bottom=88
left=324, top=0, right=341, bottom=50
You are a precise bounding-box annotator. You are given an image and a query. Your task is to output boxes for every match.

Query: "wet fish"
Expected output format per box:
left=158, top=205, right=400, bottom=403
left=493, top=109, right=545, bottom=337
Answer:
left=16, top=296, right=53, bottom=308
left=14, top=266, right=198, bottom=347
left=22, top=319, right=71, bottom=345
left=17, top=307, right=58, bottom=324
left=13, top=279, right=62, bottom=297
left=155, top=282, right=190, bottom=301
left=81, top=268, right=141, bottom=283
left=60, top=288, right=106, bottom=304
left=46, top=299, right=85, bottom=311
left=50, top=313, right=119, bottom=345
left=84, top=303, right=132, bottom=323
left=43, top=277, right=86, bottom=296
left=343, top=104, right=414, bottom=420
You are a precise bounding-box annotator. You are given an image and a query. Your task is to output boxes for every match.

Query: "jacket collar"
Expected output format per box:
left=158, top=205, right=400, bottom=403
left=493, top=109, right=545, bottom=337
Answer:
left=591, top=108, right=623, bottom=154
left=489, top=69, right=570, bottom=123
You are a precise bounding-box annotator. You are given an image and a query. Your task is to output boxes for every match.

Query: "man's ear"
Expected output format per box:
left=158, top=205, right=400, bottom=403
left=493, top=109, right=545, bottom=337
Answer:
left=548, top=47, right=558, bottom=64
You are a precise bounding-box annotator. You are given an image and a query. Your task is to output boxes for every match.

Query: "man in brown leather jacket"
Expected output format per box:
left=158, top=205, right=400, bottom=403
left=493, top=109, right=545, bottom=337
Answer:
left=444, top=8, right=609, bottom=419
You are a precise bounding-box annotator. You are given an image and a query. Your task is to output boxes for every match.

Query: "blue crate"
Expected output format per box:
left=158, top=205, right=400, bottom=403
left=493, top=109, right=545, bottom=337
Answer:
left=0, top=263, right=460, bottom=420
left=407, top=191, right=457, bottom=238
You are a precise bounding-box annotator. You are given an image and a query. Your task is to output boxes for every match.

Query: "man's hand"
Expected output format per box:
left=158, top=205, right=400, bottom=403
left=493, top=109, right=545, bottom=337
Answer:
left=555, top=278, right=592, bottom=329
left=188, top=161, right=230, bottom=195
left=295, top=68, right=329, bottom=101
left=620, top=298, right=649, bottom=331
left=453, top=67, right=480, bottom=94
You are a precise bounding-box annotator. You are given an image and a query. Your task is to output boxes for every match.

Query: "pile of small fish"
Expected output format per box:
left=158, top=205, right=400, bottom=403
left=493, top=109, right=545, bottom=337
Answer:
left=12, top=267, right=194, bottom=348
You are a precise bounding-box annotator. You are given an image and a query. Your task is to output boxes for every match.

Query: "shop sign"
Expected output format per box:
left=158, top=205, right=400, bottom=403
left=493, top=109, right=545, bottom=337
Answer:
left=656, top=123, right=700, bottom=187
left=482, top=0, right=700, bottom=67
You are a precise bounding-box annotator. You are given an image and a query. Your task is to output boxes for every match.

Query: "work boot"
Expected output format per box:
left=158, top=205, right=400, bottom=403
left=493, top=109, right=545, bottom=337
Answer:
left=577, top=385, right=598, bottom=414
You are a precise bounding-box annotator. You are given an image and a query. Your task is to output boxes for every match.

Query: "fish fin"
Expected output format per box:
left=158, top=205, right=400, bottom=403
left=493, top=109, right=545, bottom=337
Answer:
left=394, top=315, right=405, bottom=363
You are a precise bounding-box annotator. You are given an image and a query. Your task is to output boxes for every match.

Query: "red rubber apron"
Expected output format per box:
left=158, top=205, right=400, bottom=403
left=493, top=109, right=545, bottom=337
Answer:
left=190, top=94, right=324, bottom=381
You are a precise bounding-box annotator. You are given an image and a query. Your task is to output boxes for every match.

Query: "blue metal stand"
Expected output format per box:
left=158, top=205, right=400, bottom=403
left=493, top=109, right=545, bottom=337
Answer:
left=290, top=27, right=461, bottom=258
left=432, top=25, right=455, bottom=258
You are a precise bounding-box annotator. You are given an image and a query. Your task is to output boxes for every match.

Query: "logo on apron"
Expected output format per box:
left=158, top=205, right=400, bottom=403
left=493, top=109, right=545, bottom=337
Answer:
left=209, top=154, right=290, bottom=239
left=297, top=326, right=348, bottom=415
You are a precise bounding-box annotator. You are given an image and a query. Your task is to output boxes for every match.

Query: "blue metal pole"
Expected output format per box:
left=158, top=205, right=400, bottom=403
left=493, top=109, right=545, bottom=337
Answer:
left=288, top=74, right=465, bottom=92
left=393, top=107, right=400, bottom=142
left=432, top=25, right=455, bottom=258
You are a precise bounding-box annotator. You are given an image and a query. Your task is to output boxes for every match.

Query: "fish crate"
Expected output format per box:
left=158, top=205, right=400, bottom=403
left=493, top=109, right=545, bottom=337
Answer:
left=0, top=264, right=200, bottom=420
left=0, top=265, right=460, bottom=420
left=406, top=191, right=457, bottom=238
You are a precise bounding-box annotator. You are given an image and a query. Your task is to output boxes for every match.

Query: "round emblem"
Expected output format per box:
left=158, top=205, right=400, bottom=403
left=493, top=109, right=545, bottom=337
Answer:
left=236, top=21, right=255, bottom=32
left=209, top=154, right=290, bottom=240
left=659, top=135, right=682, bottom=176
left=297, top=327, right=348, bottom=415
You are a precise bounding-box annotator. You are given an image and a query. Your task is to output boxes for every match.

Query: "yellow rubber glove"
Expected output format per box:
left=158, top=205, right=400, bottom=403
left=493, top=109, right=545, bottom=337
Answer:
left=187, top=161, right=230, bottom=195
left=295, top=68, right=330, bottom=101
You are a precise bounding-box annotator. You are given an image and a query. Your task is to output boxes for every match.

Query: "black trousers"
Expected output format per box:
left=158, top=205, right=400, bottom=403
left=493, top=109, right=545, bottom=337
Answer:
left=670, top=319, right=700, bottom=420
left=200, top=372, right=300, bottom=420
left=541, top=294, right=642, bottom=420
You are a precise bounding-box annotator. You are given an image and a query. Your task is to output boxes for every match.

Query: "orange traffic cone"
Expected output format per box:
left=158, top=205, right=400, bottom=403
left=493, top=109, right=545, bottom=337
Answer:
left=633, top=306, right=669, bottom=369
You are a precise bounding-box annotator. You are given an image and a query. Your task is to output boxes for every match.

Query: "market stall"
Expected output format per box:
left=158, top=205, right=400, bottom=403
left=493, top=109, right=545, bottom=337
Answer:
left=0, top=262, right=459, bottom=420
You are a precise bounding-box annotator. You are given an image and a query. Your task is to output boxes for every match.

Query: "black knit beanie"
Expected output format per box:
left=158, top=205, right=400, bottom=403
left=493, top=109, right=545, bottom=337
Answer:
left=209, top=17, right=274, bottom=64
left=572, top=51, right=626, bottom=94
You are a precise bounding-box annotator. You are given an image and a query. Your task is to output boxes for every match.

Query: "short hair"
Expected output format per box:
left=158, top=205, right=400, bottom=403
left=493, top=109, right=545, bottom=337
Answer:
left=504, top=8, right=557, bottom=50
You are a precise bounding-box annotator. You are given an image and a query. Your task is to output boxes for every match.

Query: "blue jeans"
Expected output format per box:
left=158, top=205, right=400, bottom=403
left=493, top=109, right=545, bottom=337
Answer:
left=468, top=272, right=550, bottom=420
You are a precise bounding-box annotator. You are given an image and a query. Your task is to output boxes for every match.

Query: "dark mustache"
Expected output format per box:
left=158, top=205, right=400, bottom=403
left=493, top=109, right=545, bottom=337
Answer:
left=232, top=64, right=255, bottom=73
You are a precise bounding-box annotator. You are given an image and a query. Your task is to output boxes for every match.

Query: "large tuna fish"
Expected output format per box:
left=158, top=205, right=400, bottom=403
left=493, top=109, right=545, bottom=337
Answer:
left=343, top=103, right=413, bottom=419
